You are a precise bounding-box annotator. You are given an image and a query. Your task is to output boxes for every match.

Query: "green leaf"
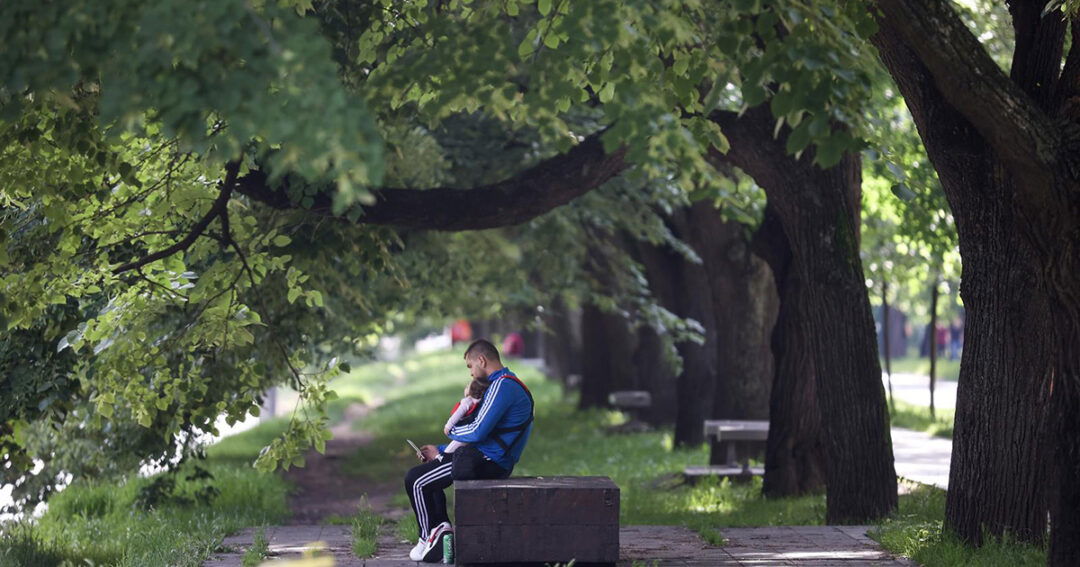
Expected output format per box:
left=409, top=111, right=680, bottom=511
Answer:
left=785, top=121, right=812, bottom=155
left=538, top=0, right=552, bottom=16
left=273, top=235, right=291, bottom=247
left=598, top=82, right=615, bottom=103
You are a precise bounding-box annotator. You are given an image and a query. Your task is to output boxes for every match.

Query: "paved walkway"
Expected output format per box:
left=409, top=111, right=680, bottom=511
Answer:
left=891, top=427, right=951, bottom=489
left=205, top=524, right=914, bottom=566
left=882, top=372, right=957, bottom=410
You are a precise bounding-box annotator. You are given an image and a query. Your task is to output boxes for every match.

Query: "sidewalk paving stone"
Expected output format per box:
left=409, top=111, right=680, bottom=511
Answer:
left=204, top=524, right=914, bottom=566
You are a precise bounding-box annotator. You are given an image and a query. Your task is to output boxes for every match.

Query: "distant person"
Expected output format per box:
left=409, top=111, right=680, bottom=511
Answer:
left=403, top=339, right=534, bottom=562
left=936, top=324, right=949, bottom=358
left=449, top=319, right=472, bottom=344
left=949, top=318, right=964, bottom=360
left=502, top=331, right=524, bottom=357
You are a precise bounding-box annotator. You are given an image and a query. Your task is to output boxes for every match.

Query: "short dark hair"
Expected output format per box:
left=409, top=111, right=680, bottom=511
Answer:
left=464, top=339, right=501, bottom=363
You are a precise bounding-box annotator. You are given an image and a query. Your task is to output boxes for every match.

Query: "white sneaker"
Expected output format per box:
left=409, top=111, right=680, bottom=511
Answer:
left=409, top=538, right=426, bottom=561
left=410, top=521, right=452, bottom=562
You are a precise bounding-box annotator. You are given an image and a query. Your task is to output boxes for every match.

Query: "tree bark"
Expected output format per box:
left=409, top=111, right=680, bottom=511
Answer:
left=712, top=105, right=897, bottom=522
left=631, top=324, right=678, bottom=426
left=697, top=208, right=776, bottom=421
left=578, top=303, right=618, bottom=410
left=661, top=207, right=720, bottom=447
left=872, top=21, right=1055, bottom=545
left=541, top=297, right=581, bottom=386
left=235, top=133, right=629, bottom=230
left=753, top=204, right=827, bottom=497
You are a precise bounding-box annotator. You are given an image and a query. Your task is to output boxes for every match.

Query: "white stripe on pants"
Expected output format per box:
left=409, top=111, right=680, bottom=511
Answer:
left=411, top=459, right=453, bottom=539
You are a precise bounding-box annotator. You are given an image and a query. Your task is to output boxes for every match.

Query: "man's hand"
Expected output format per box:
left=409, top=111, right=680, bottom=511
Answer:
left=420, top=445, right=440, bottom=463
left=443, top=425, right=452, bottom=436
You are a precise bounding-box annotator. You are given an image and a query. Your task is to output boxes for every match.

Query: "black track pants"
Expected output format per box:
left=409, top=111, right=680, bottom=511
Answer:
left=403, top=445, right=511, bottom=539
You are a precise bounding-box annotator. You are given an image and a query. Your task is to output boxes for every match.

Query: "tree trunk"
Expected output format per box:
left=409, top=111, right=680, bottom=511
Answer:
left=873, top=25, right=1053, bottom=544
left=666, top=208, right=720, bottom=447
left=753, top=204, right=827, bottom=497
left=541, top=297, right=581, bottom=386
left=632, top=325, right=677, bottom=426
left=694, top=206, right=776, bottom=421
left=712, top=105, right=897, bottom=522
left=579, top=304, right=619, bottom=409
left=778, top=154, right=897, bottom=522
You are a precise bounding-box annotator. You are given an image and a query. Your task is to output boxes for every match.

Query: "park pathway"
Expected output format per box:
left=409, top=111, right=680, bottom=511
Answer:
left=206, top=524, right=914, bottom=566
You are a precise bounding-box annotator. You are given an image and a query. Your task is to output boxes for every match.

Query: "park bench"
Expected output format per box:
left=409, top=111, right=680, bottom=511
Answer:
left=606, top=390, right=652, bottom=433
left=454, top=476, right=620, bottom=566
left=684, top=420, right=768, bottom=481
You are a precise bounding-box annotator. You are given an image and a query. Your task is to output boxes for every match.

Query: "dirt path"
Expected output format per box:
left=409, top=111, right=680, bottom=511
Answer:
left=283, top=401, right=407, bottom=525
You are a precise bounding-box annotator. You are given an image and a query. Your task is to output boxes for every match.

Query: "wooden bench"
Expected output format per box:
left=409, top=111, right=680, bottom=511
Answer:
left=606, top=390, right=652, bottom=433
left=454, top=476, right=620, bottom=566
left=684, top=420, right=768, bottom=481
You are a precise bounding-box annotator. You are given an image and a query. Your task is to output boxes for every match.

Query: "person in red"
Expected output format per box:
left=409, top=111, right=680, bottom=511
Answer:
left=502, top=331, right=524, bottom=357
left=449, top=319, right=472, bottom=344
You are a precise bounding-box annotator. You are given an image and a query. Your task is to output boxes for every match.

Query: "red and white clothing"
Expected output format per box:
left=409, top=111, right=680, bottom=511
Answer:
left=443, top=396, right=479, bottom=454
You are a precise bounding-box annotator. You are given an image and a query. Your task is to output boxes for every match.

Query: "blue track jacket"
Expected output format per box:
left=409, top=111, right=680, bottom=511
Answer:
left=438, top=367, right=533, bottom=470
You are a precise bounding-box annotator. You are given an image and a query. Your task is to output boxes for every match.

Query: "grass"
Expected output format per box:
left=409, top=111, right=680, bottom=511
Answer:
left=869, top=483, right=1046, bottom=566
left=0, top=405, right=301, bottom=566
left=321, top=498, right=383, bottom=558
left=889, top=399, right=955, bottom=438
left=885, top=355, right=961, bottom=382
left=0, top=461, right=289, bottom=567
left=242, top=527, right=269, bottom=567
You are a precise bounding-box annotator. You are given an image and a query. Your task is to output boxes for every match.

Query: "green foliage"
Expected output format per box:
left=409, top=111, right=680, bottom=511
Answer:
left=0, top=460, right=288, bottom=566
left=1, top=0, right=383, bottom=201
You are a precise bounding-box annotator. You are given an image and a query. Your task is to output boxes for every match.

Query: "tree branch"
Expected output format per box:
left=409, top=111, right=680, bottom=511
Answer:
left=112, top=161, right=241, bottom=274
left=1055, top=15, right=1080, bottom=116
left=233, top=132, right=628, bottom=231
left=1008, top=0, right=1066, bottom=108
left=874, top=0, right=1064, bottom=177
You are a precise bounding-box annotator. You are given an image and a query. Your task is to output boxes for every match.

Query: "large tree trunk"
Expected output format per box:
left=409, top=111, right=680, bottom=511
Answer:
left=632, top=324, right=678, bottom=426
left=712, top=105, right=897, bottom=522
left=873, top=24, right=1053, bottom=544
left=663, top=207, right=720, bottom=447
left=697, top=207, right=776, bottom=421
left=541, top=297, right=581, bottom=386
left=632, top=206, right=722, bottom=447
left=753, top=204, right=827, bottom=497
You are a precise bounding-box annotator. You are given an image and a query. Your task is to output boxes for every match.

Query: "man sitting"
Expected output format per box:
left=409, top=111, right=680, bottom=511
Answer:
left=403, top=339, right=535, bottom=562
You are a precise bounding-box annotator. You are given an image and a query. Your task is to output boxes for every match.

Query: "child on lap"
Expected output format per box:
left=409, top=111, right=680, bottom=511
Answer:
left=443, top=377, right=490, bottom=453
